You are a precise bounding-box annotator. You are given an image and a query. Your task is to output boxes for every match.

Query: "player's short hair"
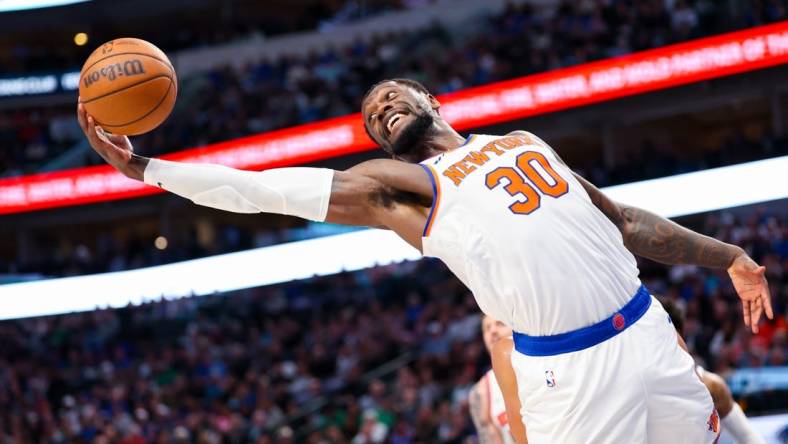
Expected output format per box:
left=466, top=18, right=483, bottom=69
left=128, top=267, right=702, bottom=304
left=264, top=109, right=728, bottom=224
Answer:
left=480, top=313, right=490, bottom=328
left=361, top=78, right=432, bottom=144
left=659, top=297, right=685, bottom=336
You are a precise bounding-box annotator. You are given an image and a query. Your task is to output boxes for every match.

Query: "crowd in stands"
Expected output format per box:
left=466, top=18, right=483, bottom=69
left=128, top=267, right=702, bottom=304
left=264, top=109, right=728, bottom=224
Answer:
left=0, top=105, right=80, bottom=177
left=0, top=1, right=420, bottom=77
left=574, top=127, right=786, bottom=188
left=3, top=218, right=303, bottom=278
left=3, top=0, right=788, bottom=177
left=0, top=202, right=785, bottom=443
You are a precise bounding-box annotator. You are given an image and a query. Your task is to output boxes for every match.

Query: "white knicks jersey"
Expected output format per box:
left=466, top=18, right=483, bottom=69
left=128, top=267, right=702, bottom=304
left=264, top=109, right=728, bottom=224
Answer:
left=420, top=132, right=641, bottom=335
left=484, top=369, right=516, bottom=444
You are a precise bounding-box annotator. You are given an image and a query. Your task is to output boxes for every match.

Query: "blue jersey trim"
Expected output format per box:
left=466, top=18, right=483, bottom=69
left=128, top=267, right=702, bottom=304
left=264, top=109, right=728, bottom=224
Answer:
left=459, top=134, right=477, bottom=148
left=513, top=285, right=651, bottom=356
left=420, top=164, right=439, bottom=237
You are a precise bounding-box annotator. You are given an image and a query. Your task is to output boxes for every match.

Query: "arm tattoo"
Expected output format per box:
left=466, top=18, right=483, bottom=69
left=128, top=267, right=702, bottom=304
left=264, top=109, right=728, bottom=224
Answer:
left=579, top=174, right=742, bottom=269
left=618, top=205, right=742, bottom=269
left=469, top=384, right=501, bottom=444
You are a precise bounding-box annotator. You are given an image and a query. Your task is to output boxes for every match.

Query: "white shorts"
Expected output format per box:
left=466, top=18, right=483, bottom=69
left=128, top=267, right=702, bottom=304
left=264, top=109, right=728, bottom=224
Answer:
left=511, top=296, right=720, bottom=444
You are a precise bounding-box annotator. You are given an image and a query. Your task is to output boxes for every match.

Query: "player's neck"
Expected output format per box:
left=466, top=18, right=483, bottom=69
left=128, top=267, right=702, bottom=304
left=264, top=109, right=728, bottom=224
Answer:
left=400, top=122, right=466, bottom=162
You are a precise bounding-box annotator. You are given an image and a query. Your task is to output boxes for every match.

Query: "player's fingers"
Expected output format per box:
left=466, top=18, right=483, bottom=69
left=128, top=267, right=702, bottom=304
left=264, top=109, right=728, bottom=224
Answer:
left=762, top=280, right=774, bottom=319
left=742, top=300, right=751, bottom=327
left=76, top=102, right=88, bottom=133
left=86, top=116, right=107, bottom=151
left=94, top=125, right=111, bottom=145
left=106, top=133, right=130, bottom=148
left=94, top=125, right=123, bottom=157
left=755, top=265, right=766, bottom=276
left=751, top=298, right=762, bottom=334
left=86, top=115, right=97, bottom=142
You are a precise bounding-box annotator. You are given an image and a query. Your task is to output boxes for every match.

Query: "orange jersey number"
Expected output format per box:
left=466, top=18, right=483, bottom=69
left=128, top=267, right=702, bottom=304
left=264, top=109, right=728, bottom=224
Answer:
left=485, top=151, right=568, bottom=215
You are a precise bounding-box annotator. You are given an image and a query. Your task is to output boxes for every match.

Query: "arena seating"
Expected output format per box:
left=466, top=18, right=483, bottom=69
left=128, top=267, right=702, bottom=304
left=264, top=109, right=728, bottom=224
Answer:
left=0, top=202, right=784, bottom=442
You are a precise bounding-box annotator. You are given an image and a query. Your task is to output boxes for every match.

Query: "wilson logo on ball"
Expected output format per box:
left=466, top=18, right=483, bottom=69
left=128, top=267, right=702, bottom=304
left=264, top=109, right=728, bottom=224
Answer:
left=82, top=60, right=146, bottom=87
left=100, top=41, right=114, bottom=55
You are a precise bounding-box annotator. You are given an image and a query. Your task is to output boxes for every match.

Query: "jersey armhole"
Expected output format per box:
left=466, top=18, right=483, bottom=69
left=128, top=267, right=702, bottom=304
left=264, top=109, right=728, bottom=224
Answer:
left=419, top=164, right=442, bottom=237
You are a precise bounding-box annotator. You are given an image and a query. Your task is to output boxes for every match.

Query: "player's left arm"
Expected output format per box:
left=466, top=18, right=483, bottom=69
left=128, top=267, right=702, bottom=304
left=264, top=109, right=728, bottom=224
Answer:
left=491, top=338, right=527, bottom=444
left=701, top=371, right=766, bottom=444
left=575, top=173, right=772, bottom=332
left=510, top=130, right=773, bottom=333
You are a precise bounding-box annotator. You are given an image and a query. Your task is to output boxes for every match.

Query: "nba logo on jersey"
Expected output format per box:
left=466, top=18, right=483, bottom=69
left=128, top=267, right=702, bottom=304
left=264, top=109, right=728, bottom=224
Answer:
left=545, top=370, right=557, bottom=388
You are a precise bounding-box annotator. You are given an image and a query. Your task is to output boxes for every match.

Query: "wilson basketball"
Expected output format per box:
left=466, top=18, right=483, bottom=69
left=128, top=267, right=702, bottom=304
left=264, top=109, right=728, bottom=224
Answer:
left=79, top=38, right=177, bottom=136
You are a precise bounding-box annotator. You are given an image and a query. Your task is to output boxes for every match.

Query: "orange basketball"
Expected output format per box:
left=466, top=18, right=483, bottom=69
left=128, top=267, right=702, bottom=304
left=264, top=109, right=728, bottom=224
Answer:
left=79, top=38, right=177, bottom=136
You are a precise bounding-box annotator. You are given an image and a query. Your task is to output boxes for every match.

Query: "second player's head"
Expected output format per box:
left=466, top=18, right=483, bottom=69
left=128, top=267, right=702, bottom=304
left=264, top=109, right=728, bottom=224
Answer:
left=481, top=315, right=513, bottom=354
left=361, top=78, right=443, bottom=161
left=659, top=297, right=685, bottom=336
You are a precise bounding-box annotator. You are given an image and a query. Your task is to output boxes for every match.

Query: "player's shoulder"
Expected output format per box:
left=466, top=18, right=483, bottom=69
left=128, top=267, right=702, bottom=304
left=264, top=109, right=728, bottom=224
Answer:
left=349, top=158, right=415, bottom=173
left=505, top=130, right=567, bottom=167
left=505, top=129, right=541, bottom=143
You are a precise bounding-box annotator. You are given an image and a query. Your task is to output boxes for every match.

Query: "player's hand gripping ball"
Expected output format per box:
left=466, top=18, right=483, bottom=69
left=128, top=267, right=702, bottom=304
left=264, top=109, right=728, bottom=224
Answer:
left=79, top=38, right=177, bottom=136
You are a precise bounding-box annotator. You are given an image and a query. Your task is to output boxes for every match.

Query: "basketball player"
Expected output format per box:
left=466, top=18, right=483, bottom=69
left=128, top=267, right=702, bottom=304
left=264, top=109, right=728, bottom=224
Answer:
left=468, top=315, right=519, bottom=444
left=77, top=78, right=772, bottom=443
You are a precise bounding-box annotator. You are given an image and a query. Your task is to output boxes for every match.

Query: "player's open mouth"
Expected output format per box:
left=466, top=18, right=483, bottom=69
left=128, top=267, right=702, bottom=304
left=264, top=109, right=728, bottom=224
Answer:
left=386, top=112, right=406, bottom=136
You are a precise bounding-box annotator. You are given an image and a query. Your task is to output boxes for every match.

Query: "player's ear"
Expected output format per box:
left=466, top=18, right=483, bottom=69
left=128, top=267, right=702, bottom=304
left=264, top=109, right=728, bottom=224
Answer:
left=428, top=94, right=440, bottom=112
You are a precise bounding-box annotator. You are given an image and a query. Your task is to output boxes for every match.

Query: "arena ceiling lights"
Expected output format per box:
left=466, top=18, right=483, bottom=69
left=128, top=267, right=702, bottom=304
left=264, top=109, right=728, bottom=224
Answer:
left=3, top=22, right=788, bottom=214
left=1, top=155, right=786, bottom=320
left=0, top=0, right=90, bottom=12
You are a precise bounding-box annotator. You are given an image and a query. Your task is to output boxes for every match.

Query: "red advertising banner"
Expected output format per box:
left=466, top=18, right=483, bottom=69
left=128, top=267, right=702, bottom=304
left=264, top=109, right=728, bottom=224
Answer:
left=3, top=22, right=788, bottom=214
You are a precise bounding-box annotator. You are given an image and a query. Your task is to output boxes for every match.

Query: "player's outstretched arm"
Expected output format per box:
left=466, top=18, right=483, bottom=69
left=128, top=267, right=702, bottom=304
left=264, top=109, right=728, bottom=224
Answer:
left=575, top=173, right=773, bottom=333
left=78, top=103, right=432, bottom=234
left=468, top=380, right=505, bottom=444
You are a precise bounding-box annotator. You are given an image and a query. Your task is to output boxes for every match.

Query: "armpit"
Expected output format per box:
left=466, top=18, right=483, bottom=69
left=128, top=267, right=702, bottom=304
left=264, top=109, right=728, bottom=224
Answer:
left=369, top=184, right=431, bottom=210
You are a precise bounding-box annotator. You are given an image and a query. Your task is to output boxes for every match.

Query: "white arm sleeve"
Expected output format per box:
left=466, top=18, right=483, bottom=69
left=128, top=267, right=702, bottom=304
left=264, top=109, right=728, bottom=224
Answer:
left=721, top=403, right=766, bottom=444
left=143, top=159, right=334, bottom=221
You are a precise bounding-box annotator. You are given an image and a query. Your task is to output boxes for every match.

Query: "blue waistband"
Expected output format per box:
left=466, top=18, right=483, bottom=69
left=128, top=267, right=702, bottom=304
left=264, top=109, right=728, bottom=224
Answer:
left=513, top=285, right=651, bottom=357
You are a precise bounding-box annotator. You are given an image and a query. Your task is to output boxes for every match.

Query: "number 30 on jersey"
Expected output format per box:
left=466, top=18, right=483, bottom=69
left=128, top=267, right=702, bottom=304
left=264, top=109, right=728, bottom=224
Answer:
left=485, top=151, right=568, bottom=215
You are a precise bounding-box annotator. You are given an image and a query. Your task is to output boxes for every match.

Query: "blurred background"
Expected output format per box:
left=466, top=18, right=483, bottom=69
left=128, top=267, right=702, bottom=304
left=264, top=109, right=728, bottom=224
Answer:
left=0, top=0, right=786, bottom=443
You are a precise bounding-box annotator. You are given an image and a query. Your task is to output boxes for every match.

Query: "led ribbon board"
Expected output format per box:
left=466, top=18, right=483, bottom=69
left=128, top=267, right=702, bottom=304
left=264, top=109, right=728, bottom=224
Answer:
left=0, top=0, right=90, bottom=12
left=2, top=22, right=788, bottom=214
left=0, top=71, right=80, bottom=97
left=1, top=156, right=786, bottom=320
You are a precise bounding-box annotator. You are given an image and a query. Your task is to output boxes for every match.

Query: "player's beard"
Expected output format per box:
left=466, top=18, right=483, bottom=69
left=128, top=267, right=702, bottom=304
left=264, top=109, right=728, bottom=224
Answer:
left=390, top=111, right=434, bottom=158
